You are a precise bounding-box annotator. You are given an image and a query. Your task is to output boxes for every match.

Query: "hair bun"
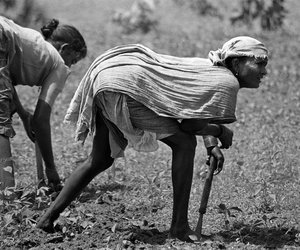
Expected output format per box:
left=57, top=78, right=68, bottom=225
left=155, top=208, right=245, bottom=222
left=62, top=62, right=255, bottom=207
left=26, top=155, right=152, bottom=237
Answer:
left=41, top=19, right=59, bottom=39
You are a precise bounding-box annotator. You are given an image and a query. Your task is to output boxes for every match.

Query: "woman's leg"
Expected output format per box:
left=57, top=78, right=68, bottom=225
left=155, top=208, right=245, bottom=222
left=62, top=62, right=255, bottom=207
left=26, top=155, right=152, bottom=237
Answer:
left=0, top=70, right=15, bottom=190
left=37, top=111, right=114, bottom=231
left=160, top=131, right=197, bottom=241
left=0, top=135, right=14, bottom=189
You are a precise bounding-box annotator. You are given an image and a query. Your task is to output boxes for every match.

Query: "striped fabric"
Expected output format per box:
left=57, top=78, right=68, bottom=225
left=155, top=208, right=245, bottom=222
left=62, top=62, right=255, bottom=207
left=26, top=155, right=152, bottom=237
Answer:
left=64, top=44, right=239, bottom=143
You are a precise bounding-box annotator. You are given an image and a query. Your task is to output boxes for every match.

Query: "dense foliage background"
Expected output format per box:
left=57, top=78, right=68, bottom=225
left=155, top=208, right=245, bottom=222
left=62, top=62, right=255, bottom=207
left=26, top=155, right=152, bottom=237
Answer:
left=1, top=0, right=299, bottom=249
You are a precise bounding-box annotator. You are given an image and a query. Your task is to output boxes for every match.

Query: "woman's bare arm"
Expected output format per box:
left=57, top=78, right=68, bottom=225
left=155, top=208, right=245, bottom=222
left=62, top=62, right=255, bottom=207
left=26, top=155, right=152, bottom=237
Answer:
left=180, top=119, right=233, bottom=149
left=32, top=99, right=60, bottom=185
left=180, top=119, right=222, bottom=136
left=12, top=87, right=35, bottom=141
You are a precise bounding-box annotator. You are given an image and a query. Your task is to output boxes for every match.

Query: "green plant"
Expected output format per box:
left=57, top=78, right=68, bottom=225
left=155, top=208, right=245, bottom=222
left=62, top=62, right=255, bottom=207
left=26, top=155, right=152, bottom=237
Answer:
left=217, top=203, right=243, bottom=230
left=55, top=203, right=96, bottom=238
left=141, top=169, right=166, bottom=213
left=0, top=185, right=53, bottom=238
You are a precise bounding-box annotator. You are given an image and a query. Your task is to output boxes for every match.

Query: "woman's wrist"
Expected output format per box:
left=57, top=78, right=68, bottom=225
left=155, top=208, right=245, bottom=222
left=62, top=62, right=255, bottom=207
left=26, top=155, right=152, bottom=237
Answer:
left=203, top=135, right=218, bottom=148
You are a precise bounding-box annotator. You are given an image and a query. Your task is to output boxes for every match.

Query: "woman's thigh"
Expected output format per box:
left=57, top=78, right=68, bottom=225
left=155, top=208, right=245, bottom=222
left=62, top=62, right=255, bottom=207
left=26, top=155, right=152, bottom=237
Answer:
left=90, top=109, right=114, bottom=168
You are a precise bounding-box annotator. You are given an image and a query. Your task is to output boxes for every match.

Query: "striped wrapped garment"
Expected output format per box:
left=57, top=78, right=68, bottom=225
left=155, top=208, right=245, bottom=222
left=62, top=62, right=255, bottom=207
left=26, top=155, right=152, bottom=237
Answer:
left=64, top=44, right=239, bottom=148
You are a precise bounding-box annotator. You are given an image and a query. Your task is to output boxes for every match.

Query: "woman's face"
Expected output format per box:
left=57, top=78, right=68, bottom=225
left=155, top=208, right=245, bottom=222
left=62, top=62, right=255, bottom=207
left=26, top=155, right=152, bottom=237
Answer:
left=237, top=57, right=268, bottom=88
left=59, top=44, right=82, bottom=67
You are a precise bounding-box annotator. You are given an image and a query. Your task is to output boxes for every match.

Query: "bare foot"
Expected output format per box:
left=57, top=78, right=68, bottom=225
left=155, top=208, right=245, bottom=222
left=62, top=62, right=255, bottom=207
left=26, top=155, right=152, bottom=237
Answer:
left=45, top=168, right=61, bottom=188
left=36, top=217, right=55, bottom=233
left=47, top=182, right=63, bottom=193
left=169, top=227, right=200, bottom=243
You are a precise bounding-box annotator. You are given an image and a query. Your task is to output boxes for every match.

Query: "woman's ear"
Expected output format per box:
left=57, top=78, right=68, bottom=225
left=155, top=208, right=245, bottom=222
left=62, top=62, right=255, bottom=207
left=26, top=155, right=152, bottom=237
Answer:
left=59, top=43, right=71, bottom=53
left=231, top=58, right=240, bottom=76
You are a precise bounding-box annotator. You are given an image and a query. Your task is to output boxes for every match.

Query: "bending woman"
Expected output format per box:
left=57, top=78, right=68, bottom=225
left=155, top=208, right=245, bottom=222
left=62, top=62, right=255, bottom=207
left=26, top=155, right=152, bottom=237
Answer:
left=37, top=36, right=268, bottom=242
left=0, top=16, right=87, bottom=190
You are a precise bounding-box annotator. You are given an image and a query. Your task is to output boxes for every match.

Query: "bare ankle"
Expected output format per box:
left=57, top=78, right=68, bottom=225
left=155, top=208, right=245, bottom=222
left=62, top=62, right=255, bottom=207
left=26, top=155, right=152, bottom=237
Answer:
left=169, top=226, right=197, bottom=242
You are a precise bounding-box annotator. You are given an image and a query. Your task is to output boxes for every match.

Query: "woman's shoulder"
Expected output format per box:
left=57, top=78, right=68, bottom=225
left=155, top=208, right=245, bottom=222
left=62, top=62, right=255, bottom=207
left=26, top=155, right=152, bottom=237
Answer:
left=0, top=16, right=41, bottom=41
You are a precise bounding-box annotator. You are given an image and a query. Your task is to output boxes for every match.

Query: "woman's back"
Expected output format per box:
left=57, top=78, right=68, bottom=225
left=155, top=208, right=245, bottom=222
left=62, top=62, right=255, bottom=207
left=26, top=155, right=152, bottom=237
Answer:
left=0, top=16, right=67, bottom=86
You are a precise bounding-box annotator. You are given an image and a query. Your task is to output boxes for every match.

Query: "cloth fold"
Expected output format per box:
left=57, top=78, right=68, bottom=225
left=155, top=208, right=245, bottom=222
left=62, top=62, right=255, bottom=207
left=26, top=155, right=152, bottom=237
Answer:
left=64, top=44, right=240, bottom=143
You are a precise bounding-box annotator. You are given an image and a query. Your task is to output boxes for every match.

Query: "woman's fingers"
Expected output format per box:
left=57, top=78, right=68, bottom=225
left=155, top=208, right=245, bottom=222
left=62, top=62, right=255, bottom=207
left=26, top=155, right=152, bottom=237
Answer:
left=210, top=146, right=224, bottom=174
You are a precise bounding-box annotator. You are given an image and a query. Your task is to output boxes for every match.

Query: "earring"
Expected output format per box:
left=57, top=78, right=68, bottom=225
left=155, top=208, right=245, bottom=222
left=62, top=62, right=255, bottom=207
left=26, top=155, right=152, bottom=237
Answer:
left=235, top=71, right=239, bottom=77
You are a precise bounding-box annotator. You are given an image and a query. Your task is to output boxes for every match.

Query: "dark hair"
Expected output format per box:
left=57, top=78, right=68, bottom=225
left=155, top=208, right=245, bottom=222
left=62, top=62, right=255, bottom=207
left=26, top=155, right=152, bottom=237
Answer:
left=41, top=19, right=87, bottom=58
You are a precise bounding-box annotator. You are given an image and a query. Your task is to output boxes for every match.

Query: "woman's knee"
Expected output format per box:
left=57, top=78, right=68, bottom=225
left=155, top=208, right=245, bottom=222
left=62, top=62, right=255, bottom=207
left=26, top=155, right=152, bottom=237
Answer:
left=88, top=110, right=114, bottom=170
left=178, top=133, right=197, bottom=151
left=164, top=132, right=197, bottom=152
left=76, top=155, right=113, bottom=180
left=88, top=151, right=114, bottom=173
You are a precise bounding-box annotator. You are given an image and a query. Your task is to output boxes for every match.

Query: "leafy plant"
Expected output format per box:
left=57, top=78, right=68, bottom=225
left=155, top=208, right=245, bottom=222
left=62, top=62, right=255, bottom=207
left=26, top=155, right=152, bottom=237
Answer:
left=54, top=202, right=96, bottom=238
left=0, top=185, right=53, bottom=238
left=141, top=169, right=166, bottom=213
left=217, top=203, right=243, bottom=230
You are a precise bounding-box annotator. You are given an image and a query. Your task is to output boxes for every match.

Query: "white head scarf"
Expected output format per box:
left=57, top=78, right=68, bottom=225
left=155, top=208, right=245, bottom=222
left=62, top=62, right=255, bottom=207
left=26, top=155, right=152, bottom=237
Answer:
left=208, top=36, right=269, bottom=66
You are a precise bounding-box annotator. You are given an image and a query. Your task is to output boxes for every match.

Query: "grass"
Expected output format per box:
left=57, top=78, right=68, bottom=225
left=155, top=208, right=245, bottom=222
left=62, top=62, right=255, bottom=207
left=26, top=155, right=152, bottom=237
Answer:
left=1, top=0, right=300, bottom=249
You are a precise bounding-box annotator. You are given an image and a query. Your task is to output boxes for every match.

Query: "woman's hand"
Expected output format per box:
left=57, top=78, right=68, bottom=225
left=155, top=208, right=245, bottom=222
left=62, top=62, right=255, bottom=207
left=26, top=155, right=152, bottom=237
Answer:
left=45, top=168, right=62, bottom=192
left=21, top=111, right=35, bottom=142
left=206, top=146, right=224, bottom=174
left=218, top=125, right=233, bottom=149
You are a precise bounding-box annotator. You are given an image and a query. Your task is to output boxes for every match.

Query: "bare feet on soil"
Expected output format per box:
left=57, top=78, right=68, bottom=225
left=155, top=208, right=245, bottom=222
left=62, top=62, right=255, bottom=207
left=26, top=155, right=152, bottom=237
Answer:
left=169, top=227, right=200, bottom=243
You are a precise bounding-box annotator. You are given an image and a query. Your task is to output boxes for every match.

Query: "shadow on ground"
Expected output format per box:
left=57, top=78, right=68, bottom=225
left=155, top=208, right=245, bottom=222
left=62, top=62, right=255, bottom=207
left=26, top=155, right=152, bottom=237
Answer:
left=77, top=182, right=128, bottom=203
left=217, top=222, right=299, bottom=248
left=126, top=227, right=169, bottom=245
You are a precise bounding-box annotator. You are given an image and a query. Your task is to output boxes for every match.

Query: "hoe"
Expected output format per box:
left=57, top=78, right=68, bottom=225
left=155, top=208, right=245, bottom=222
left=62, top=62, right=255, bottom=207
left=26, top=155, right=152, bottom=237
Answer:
left=35, top=142, right=45, bottom=187
left=194, top=155, right=218, bottom=239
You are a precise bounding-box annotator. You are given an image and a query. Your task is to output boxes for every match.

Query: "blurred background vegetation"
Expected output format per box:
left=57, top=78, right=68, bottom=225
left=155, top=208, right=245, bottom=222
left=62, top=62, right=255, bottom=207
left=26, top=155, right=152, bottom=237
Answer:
left=0, top=0, right=288, bottom=32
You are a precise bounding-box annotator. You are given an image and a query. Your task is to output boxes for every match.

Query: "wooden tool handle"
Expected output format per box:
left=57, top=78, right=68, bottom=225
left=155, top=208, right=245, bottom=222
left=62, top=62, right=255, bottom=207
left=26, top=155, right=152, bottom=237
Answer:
left=35, top=142, right=45, bottom=182
left=199, top=156, right=217, bottom=214
left=195, top=155, right=217, bottom=237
